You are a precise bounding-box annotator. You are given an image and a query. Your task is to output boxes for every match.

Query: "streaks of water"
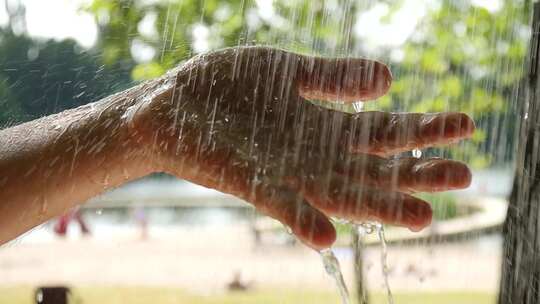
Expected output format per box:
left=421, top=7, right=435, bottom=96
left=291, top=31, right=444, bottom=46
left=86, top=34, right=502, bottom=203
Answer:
left=320, top=248, right=350, bottom=304
left=355, top=222, right=394, bottom=304
left=40, top=196, right=48, bottom=217
left=376, top=223, right=394, bottom=304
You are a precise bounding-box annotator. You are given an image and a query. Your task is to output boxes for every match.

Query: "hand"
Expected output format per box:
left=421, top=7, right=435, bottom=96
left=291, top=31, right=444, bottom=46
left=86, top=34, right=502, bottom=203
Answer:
left=132, top=46, right=475, bottom=250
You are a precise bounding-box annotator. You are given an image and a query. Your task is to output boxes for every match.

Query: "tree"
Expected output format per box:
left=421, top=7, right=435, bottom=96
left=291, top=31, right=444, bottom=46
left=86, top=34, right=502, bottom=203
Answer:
left=0, top=29, right=134, bottom=126
left=88, top=0, right=529, bottom=167
left=498, top=2, right=540, bottom=302
left=371, top=0, right=530, bottom=167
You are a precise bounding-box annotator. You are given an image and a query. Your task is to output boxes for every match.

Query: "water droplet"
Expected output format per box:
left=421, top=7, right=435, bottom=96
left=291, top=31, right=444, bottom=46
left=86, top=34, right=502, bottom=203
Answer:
left=356, top=222, right=378, bottom=235
left=285, top=226, right=293, bottom=234
left=122, top=168, right=130, bottom=180
left=352, top=101, right=364, bottom=112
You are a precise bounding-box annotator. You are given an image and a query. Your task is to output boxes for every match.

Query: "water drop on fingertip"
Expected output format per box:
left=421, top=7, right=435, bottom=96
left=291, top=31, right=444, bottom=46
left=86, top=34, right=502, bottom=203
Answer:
left=353, top=101, right=364, bottom=112
left=285, top=226, right=292, bottom=235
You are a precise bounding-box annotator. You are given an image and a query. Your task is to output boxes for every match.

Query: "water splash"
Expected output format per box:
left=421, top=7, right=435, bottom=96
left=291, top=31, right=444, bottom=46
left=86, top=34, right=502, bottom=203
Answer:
left=356, top=222, right=377, bottom=235
left=320, top=248, right=350, bottom=304
left=412, top=148, right=422, bottom=158
left=352, top=101, right=364, bottom=112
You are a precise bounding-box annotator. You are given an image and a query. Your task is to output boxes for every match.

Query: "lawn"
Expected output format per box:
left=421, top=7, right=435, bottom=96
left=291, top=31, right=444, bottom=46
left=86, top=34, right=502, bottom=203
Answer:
left=0, top=286, right=495, bottom=304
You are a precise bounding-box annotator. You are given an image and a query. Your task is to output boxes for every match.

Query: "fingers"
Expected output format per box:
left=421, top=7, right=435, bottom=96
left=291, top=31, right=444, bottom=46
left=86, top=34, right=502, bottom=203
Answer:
left=334, top=155, right=472, bottom=193
left=252, top=185, right=336, bottom=250
left=181, top=147, right=338, bottom=250
left=297, top=56, right=392, bottom=102
left=347, top=112, right=475, bottom=156
left=295, top=177, right=432, bottom=231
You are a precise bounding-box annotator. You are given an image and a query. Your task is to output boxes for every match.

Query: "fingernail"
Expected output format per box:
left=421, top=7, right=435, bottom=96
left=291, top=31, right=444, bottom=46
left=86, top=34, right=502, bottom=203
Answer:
left=421, top=113, right=475, bottom=141
left=303, top=214, right=336, bottom=250
left=407, top=201, right=432, bottom=232
left=415, top=160, right=472, bottom=190
left=443, top=113, right=475, bottom=139
left=357, top=62, right=392, bottom=100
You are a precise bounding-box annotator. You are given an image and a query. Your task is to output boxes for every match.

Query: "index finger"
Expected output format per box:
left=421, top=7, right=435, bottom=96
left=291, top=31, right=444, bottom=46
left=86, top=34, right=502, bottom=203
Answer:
left=298, top=56, right=392, bottom=103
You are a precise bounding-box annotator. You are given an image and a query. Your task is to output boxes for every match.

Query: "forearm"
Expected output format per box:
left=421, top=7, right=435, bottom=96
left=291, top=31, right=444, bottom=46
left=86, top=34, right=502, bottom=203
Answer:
left=0, top=82, right=159, bottom=245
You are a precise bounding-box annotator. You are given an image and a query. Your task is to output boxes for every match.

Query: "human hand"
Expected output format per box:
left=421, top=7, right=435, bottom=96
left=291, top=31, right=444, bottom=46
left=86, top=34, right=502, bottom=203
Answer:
left=132, top=46, right=474, bottom=250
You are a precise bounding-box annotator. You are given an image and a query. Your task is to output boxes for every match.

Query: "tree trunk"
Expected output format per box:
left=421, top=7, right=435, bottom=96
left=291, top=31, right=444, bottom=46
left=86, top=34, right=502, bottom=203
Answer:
left=498, top=2, right=540, bottom=303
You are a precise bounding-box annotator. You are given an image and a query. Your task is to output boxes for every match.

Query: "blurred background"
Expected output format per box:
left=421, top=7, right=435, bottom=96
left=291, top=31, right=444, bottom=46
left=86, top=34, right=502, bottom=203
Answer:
left=0, top=0, right=529, bottom=303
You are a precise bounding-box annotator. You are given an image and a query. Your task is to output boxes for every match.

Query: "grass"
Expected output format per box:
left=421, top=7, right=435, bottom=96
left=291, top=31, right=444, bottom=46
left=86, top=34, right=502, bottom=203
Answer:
left=0, top=286, right=495, bottom=304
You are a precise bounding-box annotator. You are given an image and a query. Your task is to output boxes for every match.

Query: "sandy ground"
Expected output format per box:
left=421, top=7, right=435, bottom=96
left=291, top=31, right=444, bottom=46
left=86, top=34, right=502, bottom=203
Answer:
left=0, top=224, right=501, bottom=293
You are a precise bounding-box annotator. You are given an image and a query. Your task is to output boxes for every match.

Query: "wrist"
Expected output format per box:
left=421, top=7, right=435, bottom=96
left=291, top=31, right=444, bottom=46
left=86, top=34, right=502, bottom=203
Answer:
left=125, top=70, right=186, bottom=175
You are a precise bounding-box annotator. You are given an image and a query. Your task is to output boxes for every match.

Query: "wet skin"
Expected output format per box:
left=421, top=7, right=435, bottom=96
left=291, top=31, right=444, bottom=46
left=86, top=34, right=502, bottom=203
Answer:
left=133, top=46, right=474, bottom=249
left=0, top=46, right=474, bottom=249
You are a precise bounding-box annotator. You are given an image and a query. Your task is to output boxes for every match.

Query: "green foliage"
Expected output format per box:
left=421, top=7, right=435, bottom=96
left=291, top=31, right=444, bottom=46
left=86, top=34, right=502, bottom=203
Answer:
left=91, top=0, right=527, bottom=166
left=87, top=0, right=249, bottom=80
left=356, top=1, right=528, bottom=167
left=0, top=0, right=529, bottom=168
left=0, top=29, right=133, bottom=126
left=85, top=0, right=366, bottom=81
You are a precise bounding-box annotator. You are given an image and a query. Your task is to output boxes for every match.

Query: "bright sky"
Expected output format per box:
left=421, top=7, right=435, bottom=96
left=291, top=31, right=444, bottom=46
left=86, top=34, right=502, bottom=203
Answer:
left=1, top=0, right=97, bottom=48
left=355, top=1, right=430, bottom=53
left=0, top=0, right=501, bottom=51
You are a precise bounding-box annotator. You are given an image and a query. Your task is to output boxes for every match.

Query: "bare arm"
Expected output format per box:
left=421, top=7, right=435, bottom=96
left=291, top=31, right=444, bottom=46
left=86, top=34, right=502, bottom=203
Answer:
left=0, top=78, right=169, bottom=244
left=0, top=47, right=474, bottom=249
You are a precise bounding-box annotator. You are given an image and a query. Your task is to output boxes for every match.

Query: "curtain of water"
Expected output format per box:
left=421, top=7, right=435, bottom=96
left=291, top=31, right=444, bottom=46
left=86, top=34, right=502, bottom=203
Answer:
left=87, top=0, right=529, bottom=302
left=0, top=0, right=530, bottom=302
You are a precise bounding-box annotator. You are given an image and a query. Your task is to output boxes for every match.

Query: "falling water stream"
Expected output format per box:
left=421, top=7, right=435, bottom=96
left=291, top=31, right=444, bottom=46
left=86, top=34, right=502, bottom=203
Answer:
left=320, top=249, right=350, bottom=304
left=319, top=221, right=395, bottom=304
left=319, top=101, right=401, bottom=304
left=375, top=223, right=394, bottom=304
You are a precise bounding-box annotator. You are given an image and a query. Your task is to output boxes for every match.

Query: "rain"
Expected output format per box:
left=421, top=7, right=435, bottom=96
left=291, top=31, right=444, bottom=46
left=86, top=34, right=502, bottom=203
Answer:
left=0, top=0, right=535, bottom=303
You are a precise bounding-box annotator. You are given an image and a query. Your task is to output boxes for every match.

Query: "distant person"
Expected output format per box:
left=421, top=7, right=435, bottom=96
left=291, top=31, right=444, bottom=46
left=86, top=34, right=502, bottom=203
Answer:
left=0, top=46, right=474, bottom=249
left=53, top=207, right=91, bottom=237
left=132, top=206, right=148, bottom=240
left=227, top=271, right=252, bottom=291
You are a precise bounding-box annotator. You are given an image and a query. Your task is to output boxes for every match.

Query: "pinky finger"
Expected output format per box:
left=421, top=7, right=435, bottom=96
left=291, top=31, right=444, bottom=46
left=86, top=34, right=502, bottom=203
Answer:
left=295, top=177, right=433, bottom=231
